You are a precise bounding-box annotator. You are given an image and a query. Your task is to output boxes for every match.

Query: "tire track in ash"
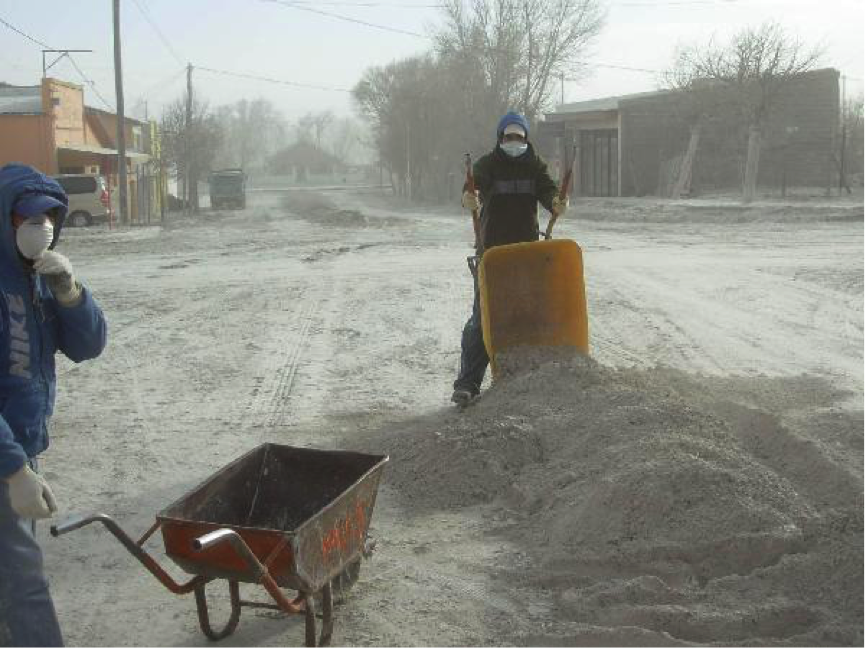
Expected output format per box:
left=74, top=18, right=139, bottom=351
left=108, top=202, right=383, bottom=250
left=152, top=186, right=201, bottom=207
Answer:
left=244, top=291, right=321, bottom=432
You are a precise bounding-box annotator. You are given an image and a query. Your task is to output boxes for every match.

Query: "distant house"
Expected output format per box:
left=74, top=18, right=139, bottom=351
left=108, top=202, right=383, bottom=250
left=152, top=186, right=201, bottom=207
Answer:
left=268, top=140, right=345, bottom=180
left=0, top=77, right=157, bottom=221
left=536, top=68, right=841, bottom=197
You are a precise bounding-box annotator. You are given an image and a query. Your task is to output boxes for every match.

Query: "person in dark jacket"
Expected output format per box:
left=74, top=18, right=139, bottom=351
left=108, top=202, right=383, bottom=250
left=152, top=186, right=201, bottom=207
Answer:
left=0, top=163, right=108, bottom=646
left=452, top=112, right=568, bottom=406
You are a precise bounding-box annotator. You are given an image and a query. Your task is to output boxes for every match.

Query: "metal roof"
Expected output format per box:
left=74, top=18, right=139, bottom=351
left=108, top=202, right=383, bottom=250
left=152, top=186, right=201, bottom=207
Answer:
left=0, top=86, right=42, bottom=115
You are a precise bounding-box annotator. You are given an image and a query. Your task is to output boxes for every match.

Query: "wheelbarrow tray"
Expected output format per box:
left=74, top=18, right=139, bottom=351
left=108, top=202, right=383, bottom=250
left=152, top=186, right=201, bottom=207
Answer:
left=478, top=238, right=589, bottom=376
left=157, top=443, right=387, bottom=593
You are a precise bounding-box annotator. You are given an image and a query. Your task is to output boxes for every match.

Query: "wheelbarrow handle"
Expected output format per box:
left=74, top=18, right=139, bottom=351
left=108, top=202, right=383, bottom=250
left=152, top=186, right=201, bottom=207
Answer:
left=51, top=513, right=113, bottom=537
left=51, top=512, right=205, bottom=595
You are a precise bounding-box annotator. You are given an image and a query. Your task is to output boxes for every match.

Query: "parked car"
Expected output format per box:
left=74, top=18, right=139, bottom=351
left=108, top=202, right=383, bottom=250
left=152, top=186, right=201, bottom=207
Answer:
left=208, top=168, right=247, bottom=210
left=53, top=174, right=112, bottom=227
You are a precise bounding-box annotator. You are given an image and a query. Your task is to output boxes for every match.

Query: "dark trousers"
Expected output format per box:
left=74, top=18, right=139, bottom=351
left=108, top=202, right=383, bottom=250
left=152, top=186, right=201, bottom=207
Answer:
left=453, top=267, right=489, bottom=395
left=0, top=459, right=64, bottom=647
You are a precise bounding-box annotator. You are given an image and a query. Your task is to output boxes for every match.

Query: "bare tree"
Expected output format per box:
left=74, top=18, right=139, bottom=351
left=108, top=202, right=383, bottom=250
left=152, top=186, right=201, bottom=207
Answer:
left=214, top=98, right=287, bottom=172
left=160, top=93, right=222, bottom=210
left=436, top=0, right=605, bottom=120
left=325, top=117, right=365, bottom=163
left=669, top=22, right=823, bottom=201
left=297, top=111, right=335, bottom=150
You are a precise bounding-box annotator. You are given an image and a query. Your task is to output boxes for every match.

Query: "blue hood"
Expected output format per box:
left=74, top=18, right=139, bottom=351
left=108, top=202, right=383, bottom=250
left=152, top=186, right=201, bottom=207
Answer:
left=496, top=112, right=530, bottom=141
left=0, top=164, right=68, bottom=276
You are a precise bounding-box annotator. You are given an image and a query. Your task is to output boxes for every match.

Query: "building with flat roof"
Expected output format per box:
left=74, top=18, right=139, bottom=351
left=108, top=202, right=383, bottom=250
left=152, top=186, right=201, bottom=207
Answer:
left=0, top=78, right=156, bottom=221
left=535, top=69, right=840, bottom=197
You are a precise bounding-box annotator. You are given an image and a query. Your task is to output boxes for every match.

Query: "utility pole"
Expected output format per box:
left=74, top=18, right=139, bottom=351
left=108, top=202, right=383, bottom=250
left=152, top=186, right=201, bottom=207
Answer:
left=185, top=63, right=193, bottom=212
left=112, top=0, right=129, bottom=225
left=561, top=72, right=565, bottom=105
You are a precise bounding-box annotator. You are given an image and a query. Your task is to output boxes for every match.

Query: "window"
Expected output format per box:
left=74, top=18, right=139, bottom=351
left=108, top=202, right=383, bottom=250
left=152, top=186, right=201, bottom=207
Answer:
left=56, top=176, right=97, bottom=194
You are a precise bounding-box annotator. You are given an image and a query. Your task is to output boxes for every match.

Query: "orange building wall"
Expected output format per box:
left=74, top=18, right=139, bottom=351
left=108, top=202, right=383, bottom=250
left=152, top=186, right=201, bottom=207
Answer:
left=44, top=78, right=85, bottom=148
left=0, top=114, right=54, bottom=172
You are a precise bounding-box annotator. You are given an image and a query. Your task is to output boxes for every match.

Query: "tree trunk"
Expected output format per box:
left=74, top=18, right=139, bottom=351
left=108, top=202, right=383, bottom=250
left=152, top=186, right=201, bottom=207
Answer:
left=672, top=122, right=701, bottom=199
left=190, top=165, right=200, bottom=211
left=742, top=125, right=761, bottom=203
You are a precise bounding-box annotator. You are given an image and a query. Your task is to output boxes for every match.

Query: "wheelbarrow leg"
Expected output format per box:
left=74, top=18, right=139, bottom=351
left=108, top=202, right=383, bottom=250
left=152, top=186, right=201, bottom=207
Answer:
left=318, top=582, right=334, bottom=647
left=304, top=592, right=317, bottom=647
left=194, top=579, right=241, bottom=641
left=300, top=583, right=333, bottom=647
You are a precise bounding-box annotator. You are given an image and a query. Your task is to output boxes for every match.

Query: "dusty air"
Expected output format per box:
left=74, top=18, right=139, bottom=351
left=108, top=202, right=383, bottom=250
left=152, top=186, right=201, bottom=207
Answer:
left=0, top=1, right=862, bottom=646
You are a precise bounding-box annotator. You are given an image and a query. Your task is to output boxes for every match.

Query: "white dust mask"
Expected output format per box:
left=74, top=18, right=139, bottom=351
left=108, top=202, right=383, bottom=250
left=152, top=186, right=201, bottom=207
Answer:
left=16, top=215, right=54, bottom=260
left=501, top=141, right=528, bottom=158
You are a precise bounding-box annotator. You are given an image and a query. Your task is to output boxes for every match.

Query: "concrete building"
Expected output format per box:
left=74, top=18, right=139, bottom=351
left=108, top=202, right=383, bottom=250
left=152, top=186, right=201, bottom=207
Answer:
left=536, top=68, right=841, bottom=197
left=0, top=77, right=154, bottom=220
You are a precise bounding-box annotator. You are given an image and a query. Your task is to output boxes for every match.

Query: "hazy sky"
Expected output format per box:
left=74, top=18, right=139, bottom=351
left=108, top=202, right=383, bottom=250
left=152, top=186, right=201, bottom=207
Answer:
left=2, top=0, right=863, bottom=128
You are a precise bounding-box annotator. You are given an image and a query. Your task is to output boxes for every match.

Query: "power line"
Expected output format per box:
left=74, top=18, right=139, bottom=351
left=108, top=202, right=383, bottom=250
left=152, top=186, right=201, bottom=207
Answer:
left=131, top=66, right=188, bottom=110
left=130, top=0, right=184, bottom=65
left=611, top=0, right=741, bottom=5
left=0, top=14, right=113, bottom=109
left=260, top=0, right=431, bottom=39
left=267, top=1, right=444, bottom=6
left=66, top=56, right=114, bottom=109
left=0, top=15, right=50, bottom=48
left=195, top=65, right=353, bottom=92
left=565, top=62, right=660, bottom=77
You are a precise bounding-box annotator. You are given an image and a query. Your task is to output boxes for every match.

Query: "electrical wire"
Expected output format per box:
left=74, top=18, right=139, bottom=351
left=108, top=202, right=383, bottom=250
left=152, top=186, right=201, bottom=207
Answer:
left=260, top=0, right=432, bottom=39
left=195, top=65, right=353, bottom=92
left=267, top=1, right=444, bottom=6
left=0, top=14, right=113, bottom=109
left=130, top=66, right=188, bottom=112
left=130, top=0, right=185, bottom=65
left=66, top=56, right=114, bottom=109
left=0, top=15, right=50, bottom=48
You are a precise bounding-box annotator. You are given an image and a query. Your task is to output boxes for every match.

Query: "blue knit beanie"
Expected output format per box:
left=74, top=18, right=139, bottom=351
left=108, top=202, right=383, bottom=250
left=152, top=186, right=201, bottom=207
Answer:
left=496, top=112, right=530, bottom=140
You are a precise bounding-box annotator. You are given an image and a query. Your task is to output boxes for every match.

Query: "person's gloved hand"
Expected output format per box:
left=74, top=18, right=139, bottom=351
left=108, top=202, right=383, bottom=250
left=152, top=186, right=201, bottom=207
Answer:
left=5, top=465, right=57, bottom=519
left=551, top=195, right=569, bottom=218
left=461, top=190, right=480, bottom=212
left=33, top=251, right=82, bottom=307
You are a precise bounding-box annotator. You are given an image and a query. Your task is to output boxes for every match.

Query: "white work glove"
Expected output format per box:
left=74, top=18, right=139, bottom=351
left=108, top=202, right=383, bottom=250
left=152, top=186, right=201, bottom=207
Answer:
left=33, top=251, right=82, bottom=307
left=551, top=195, right=569, bottom=218
left=5, top=465, right=58, bottom=519
left=461, top=190, right=480, bottom=212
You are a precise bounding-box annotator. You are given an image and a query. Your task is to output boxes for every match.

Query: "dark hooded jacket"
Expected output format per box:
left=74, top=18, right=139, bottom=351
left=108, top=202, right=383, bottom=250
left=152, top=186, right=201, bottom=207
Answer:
left=0, top=164, right=107, bottom=478
left=470, top=142, right=558, bottom=251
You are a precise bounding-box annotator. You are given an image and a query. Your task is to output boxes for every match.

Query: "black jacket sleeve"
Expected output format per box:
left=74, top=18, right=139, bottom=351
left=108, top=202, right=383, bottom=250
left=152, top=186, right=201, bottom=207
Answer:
left=534, top=155, right=559, bottom=213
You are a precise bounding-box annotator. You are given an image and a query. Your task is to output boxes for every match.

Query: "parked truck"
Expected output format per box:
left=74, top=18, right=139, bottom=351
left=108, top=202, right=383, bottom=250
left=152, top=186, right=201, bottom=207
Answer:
left=208, top=168, right=247, bottom=210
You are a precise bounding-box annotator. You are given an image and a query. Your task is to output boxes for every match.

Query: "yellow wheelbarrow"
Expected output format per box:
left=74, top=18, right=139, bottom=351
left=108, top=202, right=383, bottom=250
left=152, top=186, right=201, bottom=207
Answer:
left=477, top=238, right=588, bottom=377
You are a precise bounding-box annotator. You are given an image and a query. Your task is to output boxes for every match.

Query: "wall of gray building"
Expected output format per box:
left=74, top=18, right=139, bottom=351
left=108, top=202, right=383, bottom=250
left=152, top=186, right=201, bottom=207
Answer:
left=618, top=68, right=839, bottom=197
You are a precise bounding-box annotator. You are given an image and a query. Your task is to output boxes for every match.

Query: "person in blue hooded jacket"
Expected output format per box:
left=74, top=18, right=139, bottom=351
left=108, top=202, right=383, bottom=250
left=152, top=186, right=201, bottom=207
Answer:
left=0, top=163, right=107, bottom=646
left=452, top=112, right=568, bottom=407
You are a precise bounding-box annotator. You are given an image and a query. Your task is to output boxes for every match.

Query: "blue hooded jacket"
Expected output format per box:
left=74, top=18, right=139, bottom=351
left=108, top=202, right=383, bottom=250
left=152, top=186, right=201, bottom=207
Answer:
left=0, top=164, right=107, bottom=478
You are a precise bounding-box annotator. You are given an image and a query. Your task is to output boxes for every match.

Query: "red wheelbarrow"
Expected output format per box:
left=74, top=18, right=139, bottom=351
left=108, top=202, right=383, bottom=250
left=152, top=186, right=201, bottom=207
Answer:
left=51, top=443, right=388, bottom=646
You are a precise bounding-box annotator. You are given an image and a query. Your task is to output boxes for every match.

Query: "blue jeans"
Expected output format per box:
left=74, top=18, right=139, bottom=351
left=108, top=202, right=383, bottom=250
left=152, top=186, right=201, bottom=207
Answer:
left=453, top=270, right=489, bottom=395
left=0, top=459, right=64, bottom=647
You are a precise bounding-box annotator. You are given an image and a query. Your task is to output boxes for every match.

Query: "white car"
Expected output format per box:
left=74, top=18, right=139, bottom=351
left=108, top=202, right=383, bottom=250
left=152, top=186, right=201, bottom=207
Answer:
left=53, top=174, right=113, bottom=227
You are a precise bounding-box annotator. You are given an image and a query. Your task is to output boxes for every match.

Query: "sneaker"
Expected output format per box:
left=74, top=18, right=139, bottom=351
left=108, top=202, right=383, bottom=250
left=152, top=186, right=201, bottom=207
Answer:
left=451, top=388, right=477, bottom=408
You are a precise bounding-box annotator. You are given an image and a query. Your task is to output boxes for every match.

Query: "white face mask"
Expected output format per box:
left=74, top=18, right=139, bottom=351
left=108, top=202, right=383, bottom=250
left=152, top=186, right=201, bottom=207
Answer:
left=501, top=141, right=528, bottom=158
left=16, top=215, right=54, bottom=260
